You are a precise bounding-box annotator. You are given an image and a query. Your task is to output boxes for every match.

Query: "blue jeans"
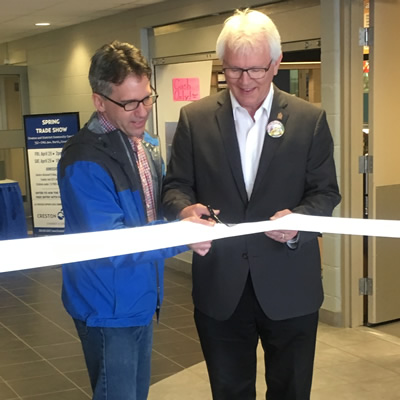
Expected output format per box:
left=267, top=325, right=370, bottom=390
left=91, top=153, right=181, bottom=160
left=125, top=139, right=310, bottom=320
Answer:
left=74, top=319, right=153, bottom=400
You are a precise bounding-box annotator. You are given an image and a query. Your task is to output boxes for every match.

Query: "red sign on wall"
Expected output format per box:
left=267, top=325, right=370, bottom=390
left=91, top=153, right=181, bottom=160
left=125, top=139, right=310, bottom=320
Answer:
left=172, top=78, right=200, bottom=101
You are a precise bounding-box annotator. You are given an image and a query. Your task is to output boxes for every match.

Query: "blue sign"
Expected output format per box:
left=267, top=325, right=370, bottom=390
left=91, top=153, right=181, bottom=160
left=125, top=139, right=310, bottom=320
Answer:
left=24, top=112, right=80, bottom=235
left=24, top=112, right=79, bottom=149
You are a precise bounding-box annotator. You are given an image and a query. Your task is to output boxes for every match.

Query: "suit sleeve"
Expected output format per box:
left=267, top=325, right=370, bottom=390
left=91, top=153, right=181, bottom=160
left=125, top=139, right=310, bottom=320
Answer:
left=292, top=109, right=341, bottom=217
left=290, top=109, right=341, bottom=247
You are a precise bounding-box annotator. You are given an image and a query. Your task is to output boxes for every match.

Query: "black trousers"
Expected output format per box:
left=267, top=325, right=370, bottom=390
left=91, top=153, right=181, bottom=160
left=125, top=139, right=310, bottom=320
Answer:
left=194, top=276, right=319, bottom=400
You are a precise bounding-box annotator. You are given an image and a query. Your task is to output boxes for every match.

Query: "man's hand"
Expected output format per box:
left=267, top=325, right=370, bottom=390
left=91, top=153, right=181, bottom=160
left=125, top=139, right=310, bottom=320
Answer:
left=181, top=205, right=217, bottom=256
left=264, top=209, right=298, bottom=243
left=188, top=241, right=213, bottom=256
left=179, top=203, right=220, bottom=222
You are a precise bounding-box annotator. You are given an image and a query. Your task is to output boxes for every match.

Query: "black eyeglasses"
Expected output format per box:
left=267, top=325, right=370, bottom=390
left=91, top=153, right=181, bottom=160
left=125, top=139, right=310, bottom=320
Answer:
left=223, top=60, right=273, bottom=80
left=96, top=89, right=158, bottom=111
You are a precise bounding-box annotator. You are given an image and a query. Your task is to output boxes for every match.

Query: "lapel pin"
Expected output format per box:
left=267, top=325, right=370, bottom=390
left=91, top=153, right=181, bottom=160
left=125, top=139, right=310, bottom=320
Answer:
left=266, top=120, right=285, bottom=138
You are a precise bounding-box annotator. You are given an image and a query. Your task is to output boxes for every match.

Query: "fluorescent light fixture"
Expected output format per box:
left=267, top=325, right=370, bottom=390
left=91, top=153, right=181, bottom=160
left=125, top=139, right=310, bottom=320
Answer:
left=35, top=22, right=50, bottom=26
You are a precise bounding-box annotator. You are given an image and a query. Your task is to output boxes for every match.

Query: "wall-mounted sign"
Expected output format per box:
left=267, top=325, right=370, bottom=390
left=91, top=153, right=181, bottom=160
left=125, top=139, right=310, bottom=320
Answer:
left=24, top=112, right=79, bottom=235
left=172, top=78, right=200, bottom=101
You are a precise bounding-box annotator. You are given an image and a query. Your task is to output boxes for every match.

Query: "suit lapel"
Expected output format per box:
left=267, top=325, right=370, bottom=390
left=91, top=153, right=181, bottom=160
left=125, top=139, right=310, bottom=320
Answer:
left=251, top=86, right=289, bottom=200
left=215, top=91, right=248, bottom=205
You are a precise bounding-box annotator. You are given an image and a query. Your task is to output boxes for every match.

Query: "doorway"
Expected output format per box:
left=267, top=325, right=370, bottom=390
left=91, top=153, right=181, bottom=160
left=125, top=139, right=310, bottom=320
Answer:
left=0, top=66, right=31, bottom=221
left=361, top=0, right=400, bottom=332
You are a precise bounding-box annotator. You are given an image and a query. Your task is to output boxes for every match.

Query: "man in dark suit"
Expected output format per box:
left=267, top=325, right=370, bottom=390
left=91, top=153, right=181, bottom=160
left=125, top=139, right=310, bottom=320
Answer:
left=162, top=8, right=341, bottom=400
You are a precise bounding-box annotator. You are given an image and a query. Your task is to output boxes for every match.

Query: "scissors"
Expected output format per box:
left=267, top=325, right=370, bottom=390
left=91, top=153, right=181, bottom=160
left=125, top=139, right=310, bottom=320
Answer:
left=206, top=205, right=224, bottom=224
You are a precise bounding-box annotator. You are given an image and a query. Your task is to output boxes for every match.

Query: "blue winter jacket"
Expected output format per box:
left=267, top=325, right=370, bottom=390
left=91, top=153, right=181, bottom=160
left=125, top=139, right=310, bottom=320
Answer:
left=57, top=113, right=188, bottom=327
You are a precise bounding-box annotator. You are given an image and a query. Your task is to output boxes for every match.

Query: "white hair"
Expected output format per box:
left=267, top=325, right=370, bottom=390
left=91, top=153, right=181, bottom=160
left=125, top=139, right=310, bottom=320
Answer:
left=216, top=9, right=282, bottom=62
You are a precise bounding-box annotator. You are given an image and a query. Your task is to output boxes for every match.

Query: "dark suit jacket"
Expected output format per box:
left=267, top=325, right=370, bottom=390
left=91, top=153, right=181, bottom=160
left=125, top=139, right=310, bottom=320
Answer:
left=162, top=86, right=341, bottom=321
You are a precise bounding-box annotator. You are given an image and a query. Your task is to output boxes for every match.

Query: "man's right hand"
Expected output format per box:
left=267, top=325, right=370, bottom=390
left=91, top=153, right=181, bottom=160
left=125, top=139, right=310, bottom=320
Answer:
left=179, top=203, right=220, bottom=222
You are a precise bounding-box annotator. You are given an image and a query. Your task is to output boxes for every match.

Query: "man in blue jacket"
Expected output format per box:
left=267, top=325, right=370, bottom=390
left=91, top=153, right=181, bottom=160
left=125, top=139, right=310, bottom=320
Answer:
left=58, top=40, right=213, bottom=400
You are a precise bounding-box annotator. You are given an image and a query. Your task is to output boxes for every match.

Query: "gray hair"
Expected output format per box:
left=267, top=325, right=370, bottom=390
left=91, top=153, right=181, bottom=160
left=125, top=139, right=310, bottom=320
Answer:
left=89, top=40, right=152, bottom=95
left=216, top=9, right=282, bottom=62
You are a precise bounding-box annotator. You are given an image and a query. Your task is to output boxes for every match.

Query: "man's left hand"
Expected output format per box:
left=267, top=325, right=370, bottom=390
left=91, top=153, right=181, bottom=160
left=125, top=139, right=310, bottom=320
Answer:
left=183, top=214, right=214, bottom=256
left=264, top=209, right=298, bottom=243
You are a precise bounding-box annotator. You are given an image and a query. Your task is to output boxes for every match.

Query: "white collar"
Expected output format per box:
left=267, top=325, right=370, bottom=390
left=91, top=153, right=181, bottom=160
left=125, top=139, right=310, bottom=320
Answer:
left=230, top=83, right=274, bottom=119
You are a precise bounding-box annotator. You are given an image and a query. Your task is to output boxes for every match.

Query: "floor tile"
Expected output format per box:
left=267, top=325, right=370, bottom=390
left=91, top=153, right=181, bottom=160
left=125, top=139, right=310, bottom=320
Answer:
left=159, top=304, right=192, bottom=319
left=63, top=370, right=91, bottom=389
left=9, top=321, right=67, bottom=338
left=32, top=341, right=81, bottom=360
left=0, top=381, right=19, bottom=399
left=0, top=305, right=36, bottom=319
left=318, top=358, right=397, bottom=384
left=18, top=330, right=76, bottom=347
left=0, top=313, right=49, bottom=328
left=153, top=337, right=202, bottom=359
left=175, top=326, right=200, bottom=340
left=151, top=355, right=184, bottom=376
left=10, top=289, right=60, bottom=305
left=0, top=293, right=25, bottom=308
left=0, top=360, right=60, bottom=381
left=168, top=351, right=205, bottom=368
left=47, top=355, right=87, bottom=373
left=159, top=314, right=197, bottom=329
left=0, top=348, right=42, bottom=367
left=149, top=369, right=212, bottom=400
left=374, top=320, right=400, bottom=338
left=7, top=374, right=76, bottom=397
left=153, top=328, right=194, bottom=345
left=163, top=291, right=193, bottom=305
left=314, top=345, right=362, bottom=369
left=340, top=336, right=400, bottom=359
left=21, top=388, right=90, bottom=399
left=0, top=329, right=29, bottom=351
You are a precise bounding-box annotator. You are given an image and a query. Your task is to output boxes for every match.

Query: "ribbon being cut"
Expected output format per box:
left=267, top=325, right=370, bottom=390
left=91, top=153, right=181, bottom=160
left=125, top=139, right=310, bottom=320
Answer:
left=1, top=213, right=400, bottom=273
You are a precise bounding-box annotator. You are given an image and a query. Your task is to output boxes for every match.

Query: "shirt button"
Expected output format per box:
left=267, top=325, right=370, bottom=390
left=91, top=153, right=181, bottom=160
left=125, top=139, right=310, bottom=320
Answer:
left=242, top=253, right=248, bottom=259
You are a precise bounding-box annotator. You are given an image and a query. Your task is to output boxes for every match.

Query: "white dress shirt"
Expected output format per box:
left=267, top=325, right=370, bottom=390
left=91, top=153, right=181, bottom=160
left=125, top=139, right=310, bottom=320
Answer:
left=230, top=84, right=274, bottom=199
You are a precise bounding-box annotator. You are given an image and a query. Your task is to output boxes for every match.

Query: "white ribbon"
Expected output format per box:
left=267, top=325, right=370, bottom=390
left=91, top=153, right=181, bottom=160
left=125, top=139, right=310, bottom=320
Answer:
left=1, top=213, right=399, bottom=273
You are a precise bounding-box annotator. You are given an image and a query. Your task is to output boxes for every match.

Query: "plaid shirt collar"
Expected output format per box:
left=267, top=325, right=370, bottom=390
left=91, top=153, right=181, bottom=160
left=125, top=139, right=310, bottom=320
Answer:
left=98, top=112, right=117, bottom=133
left=97, top=112, right=145, bottom=141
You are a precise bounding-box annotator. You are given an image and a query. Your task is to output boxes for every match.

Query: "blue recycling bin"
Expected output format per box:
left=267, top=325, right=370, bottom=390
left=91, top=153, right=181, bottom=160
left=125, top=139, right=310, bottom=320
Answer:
left=0, top=180, right=28, bottom=240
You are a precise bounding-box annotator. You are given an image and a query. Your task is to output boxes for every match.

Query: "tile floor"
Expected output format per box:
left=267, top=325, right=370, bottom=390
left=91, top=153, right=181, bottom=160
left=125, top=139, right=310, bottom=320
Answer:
left=0, top=260, right=400, bottom=399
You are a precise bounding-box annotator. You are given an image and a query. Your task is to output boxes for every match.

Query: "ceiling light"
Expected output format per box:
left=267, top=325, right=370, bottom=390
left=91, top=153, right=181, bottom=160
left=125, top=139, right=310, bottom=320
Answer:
left=35, top=23, right=50, bottom=26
